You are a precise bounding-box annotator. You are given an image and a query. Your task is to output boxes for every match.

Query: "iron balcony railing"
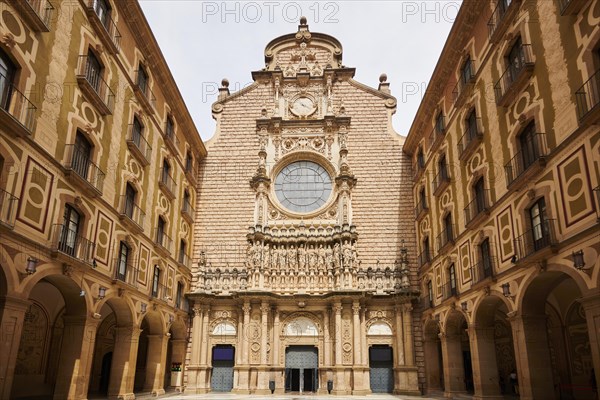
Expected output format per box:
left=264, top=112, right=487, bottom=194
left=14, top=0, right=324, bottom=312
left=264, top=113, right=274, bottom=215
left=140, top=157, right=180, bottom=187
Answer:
left=134, top=70, right=156, bottom=110
left=494, top=44, right=534, bottom=104
left=471, top=256, right=496, bottom=285
left=457, top=118, right=483, bottom=159
left=436, top=224, right=455, bottom=254
left=418, top=249, right=432, bottom=270
left=76, top=55, right=115, bottom=114
left=182, top=198, right=195, bottom=222
left=164, top=123, right=181, bottom=153
left=0, top=71, right=36, bottom=133
left=488, top=0, right=514, bottom=39
left=428, top=117, right=446, bottom=151
left=51, top=224, right=95, bottom=265
left=154, top=228, right=172, bottom=254
left=433, top=165, right=451, bottom=195
left=442, top=281, right=459, bottom=301
left=178, top=252, right=191, bottom=269
left=112, top=257, right=139, bottom=287
left=85, top=0, right=121, bottom=52
left=119, top=195, right=145, bottom=229
left=23, top=0, right=55, bottom=30
left=151, top=282, right=170, bottom=301
left=64, top=144, right=105, bottom=194
left=420, top=294, right=434, bottom=311
left=504, top=133, right=548, bottom=187
left=126, top=124, right=152, bottom=165
left=414, top=199, right=429, bottom=220
left=452, top=59, right=476, bottom=103
left=0, top=188, right=19, bottom=228
left=159, top=168, right=177, bottom=197
left=575, top=68, right=600, bottom=122
left=464, top=190, right=491, bottom=227
left=177, top=297, right=190, bottom=312
left=514, top=219, right=557, bottom=261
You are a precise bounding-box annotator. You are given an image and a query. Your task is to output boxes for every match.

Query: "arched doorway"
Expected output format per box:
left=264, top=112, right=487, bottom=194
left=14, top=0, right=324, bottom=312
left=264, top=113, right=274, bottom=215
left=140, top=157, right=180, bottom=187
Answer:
left=10, top=274, right=88, bottom=399
left=443, top=310, right=473, bottom=395
left=423, top=319, right=443, bottom=394
left=133, top=311, right=167, bottom=395
left=210, top=344, right=235, bottom=392
left=471, top=295, right=516, bottom=399
left=164, top=319, right=187, bottom=391
left=369, top=345, right=394, bottom=393
left=518, top=271, right=595, bottom=400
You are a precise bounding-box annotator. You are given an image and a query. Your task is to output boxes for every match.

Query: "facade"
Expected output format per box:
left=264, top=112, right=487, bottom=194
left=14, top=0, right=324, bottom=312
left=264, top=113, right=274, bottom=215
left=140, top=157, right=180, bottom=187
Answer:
left=186, top=18, right=422, bottom=396
left=404, top=0, right=600, bottom=399
left=0, top=0, right=205, bottom=399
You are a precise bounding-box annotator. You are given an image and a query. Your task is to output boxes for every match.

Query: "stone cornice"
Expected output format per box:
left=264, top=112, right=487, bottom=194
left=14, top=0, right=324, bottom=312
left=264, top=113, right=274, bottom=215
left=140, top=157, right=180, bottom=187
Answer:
left=116, top=0, right=207, bottom=157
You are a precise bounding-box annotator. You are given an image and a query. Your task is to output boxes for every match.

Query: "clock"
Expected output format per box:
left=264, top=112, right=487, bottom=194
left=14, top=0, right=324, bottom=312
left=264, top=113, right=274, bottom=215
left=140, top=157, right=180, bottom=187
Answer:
left=290, top=97, right=316, bottom=117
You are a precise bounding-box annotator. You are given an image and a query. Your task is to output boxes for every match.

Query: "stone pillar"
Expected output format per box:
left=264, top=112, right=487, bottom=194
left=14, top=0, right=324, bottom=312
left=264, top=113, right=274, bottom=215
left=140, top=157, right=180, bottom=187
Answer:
left=53, top=315, right=99, bottom=400
left=0, top=296, right=29, bottom=400
left=273, top=307, right=280, bottom=366
left=469, top=325, right=502, bottom=400
left=256, top=302, right=270, bottom=394
left=440, top=332, right=466, bottom=396
left=579, top=293, right=600, bottom=397
left=394, top=304, right=420, bottom=395
left=197, top=305, right=210, bottom=392
left=143, top=334, right=169, bottom=395
left=185, top=306, right=203, bottom=393
left=233, top=302, right=251, bottom=394
left=360, top=308, right=368, bottom=366
left=395, top=306, right=405, bottom=366
left=332, top=302, right=345, bottom=395
left=351, top=302, right=368, bottom=394
left=108, top=326, right=142, bottom=399
left=402, top=304, right=414, bottom=366
left=510, top=314, right=555, bottom=400
left=323, top=308, right=331, bottom=367
left=170, top=338, right=187, bottom=391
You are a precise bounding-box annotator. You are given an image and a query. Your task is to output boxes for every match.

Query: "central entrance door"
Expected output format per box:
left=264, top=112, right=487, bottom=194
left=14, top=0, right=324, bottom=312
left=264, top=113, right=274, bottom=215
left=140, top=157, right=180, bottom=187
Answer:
left=285, top=346, right=318, bottom=393
left=210, top=345, right=235, bottom=392
left=369, top=345, right=394, bottom=393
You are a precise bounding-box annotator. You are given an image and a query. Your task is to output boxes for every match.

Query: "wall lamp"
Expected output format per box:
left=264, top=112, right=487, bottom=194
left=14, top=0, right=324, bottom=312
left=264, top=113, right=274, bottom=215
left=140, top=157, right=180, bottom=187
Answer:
left=98, top=286, right=106, bottom=300
left=140, top=303, right=147, bottom=314
left=461, top=301, right=468, bottom=312
left=572, top=250, right=588, bottom=270
left=26, top=257, right=38, bottom=275
left=501, top=282, right=513, bottom=298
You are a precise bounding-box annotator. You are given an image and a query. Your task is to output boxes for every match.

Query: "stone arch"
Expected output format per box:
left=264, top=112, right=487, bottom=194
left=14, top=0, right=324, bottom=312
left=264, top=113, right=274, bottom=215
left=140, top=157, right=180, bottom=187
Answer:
left=211, top=320, right=237, bottom=336
left=170, top=318, right=187, bottom=340
left=472, top=293, right=513, bottom=326
left=139, top=310, right=165, bottom=336
left=94, top=295, right=136, bottom=328
left=444, top=308, right=468, bottom=336
left=367, top=319, right=393, bottom=336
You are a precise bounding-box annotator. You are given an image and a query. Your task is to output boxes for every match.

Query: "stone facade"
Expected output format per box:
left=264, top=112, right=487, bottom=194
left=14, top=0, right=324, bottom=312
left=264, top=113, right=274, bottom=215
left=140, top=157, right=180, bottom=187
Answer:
left=187, top=19, right=420, bottom=395
left=404, top=0, right=600, bottom=399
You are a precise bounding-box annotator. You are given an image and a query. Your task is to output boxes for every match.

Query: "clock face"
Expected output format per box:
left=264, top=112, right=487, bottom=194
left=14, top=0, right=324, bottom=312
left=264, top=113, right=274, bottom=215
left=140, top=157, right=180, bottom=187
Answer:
left=291, top=97, right=315, bottom=117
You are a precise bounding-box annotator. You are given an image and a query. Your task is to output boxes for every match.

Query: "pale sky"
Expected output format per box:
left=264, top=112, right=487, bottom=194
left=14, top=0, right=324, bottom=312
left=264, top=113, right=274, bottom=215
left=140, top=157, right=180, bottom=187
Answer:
left=139, top=1, right=461, bottom=141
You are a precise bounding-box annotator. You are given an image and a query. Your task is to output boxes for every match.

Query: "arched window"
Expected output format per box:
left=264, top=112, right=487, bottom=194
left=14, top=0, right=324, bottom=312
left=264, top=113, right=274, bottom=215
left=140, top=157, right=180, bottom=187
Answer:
left=368, top=322, right=393, bottom=336
left=73, top=131, right=93, bottom=180
left=92, top=0, right=112, bottom=28
left=137, top=64, right=148, bottom=94
left=132, top=115, right=144, bottom=146
left=151, top=265, right=161, bottom=297
left=0, top=48, right=15, bottom=110
left=185, top=151, right=193, bottom=173
left=179, top=239, right=187, bottom=265
left=284, top=317, right=318, bottom=336
left=116, top=240, right=129, bottom=281
left=165, top=115, right=175, bottom=140
left=448, top=263, right=457, bottom=296
left=59, top=204, right=82, bottom=256
left=161, top=159, right=171, bottom=185
left=156, top=216, right=166, bottom=243
left=212, top=321, right=237, bottom=336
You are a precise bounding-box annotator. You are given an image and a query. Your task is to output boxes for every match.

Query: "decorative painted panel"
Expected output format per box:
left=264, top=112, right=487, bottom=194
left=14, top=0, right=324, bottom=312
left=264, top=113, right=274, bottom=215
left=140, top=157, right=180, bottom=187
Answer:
left=496, top=206, right=515, bottom=263
left=557, top=146, right=596, bottom=227
left=138, top=243, right=150, bottom=285
left=16, top=157, right=54, bottom=233
left=167, top=265, right=175, bottom=297
left=93, top=211, right=113, bottom=267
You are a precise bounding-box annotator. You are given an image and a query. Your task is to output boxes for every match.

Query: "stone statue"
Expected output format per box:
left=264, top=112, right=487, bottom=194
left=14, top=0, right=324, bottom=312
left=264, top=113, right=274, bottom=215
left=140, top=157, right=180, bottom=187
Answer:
left=317, top=244, right=326, bottom=269
left=278, top=245, right=287, bottom=270
left=325, top=245, right=334, bottom=270
left=288, top=245, right=297, bottom=270
left=308, top=244, right=318, bottom=269
left=333, top=243, right=341, bottom=269
left=252, top=241, right=262, bottom=268
left=263, top=243, right=271, bottom=269
left=342, top=240, right=352, bottom=268
left=298, top=244, right=307, bottom=269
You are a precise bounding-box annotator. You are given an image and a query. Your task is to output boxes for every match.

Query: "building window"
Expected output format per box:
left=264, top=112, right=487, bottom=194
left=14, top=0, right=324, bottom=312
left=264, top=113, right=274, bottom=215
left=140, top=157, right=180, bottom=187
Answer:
left=423, top=237, right=431, bottom=261
left=499, top=0, right=512, bottom=13
left=152, top=265, right=161, bottom=297
left=132, top=115, right=144, bottom=146
left=116, top=241, right=129, bottom=281
left=461, top=55, right=473, bottom=84
left=519, top=121, right=539, bottom=170
left=480, top=238, right=492, bottom=278
left=417, top=148, right=425, bottom=169
left=124, top=182, right=136, bottom=218
left=137, top=65, right=148, bottom=94
left=444, top=212, right=454, bottom=242
left=157, top=216, right=166, bottom=243
left=427, top=280, right=434, bottom=305
left=185, top=151, right=193, bottom=172
left=176, top=281, right=183, bottom=309
left=466, top=109, right=478, bottom=141
left=93, top=0, right=112, bottom=28
left=179, top=240, right=186, bottom=264
left=474, top=177, right=486, bottom=213
left=161, top=159, right=171, bottom=184
left=0, top=44, right=15, bottom=110
left=507, top=37, right=525, bottom=81
left=274, top=160, right=332, bottom=214
left=86, top=50, right=103, bottom=93
left=529, top=197, right=548, bottom=250
left=73, top=131, right=92, bottom=180
left=448, top=263, right=457, bottom=296
left=420, top=188, right=427, bottom=210
left=60, top=204, right=82, bottom=256
left=435, top=112, right=445, bottom=134
left=166, top=115, right=175, bottom=139
left=438, top=154, right=448, bottom=181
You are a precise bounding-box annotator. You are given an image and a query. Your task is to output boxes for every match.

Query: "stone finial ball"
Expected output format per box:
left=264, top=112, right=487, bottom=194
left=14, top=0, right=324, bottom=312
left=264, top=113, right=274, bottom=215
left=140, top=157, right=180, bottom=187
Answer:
left=300, top=16, right=307, bottom=25
left=379, top=73, right=388, bottom=83
left=221, top=78, right=229, bottom=88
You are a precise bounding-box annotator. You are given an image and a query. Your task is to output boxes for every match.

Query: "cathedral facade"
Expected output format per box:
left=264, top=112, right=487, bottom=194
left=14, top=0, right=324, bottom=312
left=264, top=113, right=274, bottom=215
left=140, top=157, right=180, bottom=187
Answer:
left=186, top=19, right=421, bottom=395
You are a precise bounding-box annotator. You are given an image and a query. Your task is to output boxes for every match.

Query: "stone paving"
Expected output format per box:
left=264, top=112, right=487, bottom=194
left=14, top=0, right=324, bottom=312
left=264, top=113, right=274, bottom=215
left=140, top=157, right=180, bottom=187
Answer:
left=133, top=392, right=456, bottom=400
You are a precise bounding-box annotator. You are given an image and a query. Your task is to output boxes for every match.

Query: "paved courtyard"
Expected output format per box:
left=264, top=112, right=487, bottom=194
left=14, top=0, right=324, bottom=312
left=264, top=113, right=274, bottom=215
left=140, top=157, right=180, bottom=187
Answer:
left=132, top=392, right=476, bottom=400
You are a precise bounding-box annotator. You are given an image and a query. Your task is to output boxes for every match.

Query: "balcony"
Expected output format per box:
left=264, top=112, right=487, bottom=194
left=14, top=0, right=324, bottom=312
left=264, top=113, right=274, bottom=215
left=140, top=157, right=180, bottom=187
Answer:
left=418, top=249, right=432, bottom=271
left=471, top=257, right=496, bottom=286
left=63, top=144, right=105, bottom=197
left=420, top=295, right=434, bottom=311
left=50, top=224, right=95, bottom=265
left=84, top=0, right=121, bottom=53
left=126, top=124, right=152, bottom=167
left=9, top=0, right=54, bottom=31
left=495, top=44, right=535, bottom=107
left=133, top=71, right=156, bottom=113
left=153, top=228, right=172, bottom=256
left=150, top=282, right=172, bottom=302
left=118, top=195, right=145, bottom=232
left=181, top=198, right=195, bottom=224
left=76, top=55, right=115, bottom=115
left=112, top=258, right=139, bottom=288
left=557, top=0, right=588, bottom=15
left=428, top=119, right=446, bottom=152
left=457, top=118, right=484, bottom=161
left=414, top=200, right=429, bottom=221
left=436, top=225, right=455, bottom=255
left=178, top=252, right=191, bottom=269
left=513, top=219, right=558, bottom=263
left=412, top=162, right=425, bottom=183
left=0, top=73, right=36, bottom=137
left=164, top=125, right=180, bottom=156
left=452, top=61, right=476, bottom=107
left=442, top=282, right=459, bottom=301
left=0, top=188, right=19, bottom=229
left=504, top=133, right=548, bottom=190
left=433, top=167, right=451, bottom=197
left=464, top=190, right=491, bottom=229
left=575, top=68, right=600, bottom=125
left=159, top=169, right=177, bottom=200
left=488, top=0, right=521, bottom=43
left=185, top=160, right=197, bottom=186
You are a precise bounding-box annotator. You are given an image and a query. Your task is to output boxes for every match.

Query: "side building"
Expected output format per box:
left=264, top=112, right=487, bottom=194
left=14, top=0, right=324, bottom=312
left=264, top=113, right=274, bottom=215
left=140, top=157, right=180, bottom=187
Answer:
left=405, top=0, right=600, bottom=399
left=0, top=0, right=205, bottom=399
